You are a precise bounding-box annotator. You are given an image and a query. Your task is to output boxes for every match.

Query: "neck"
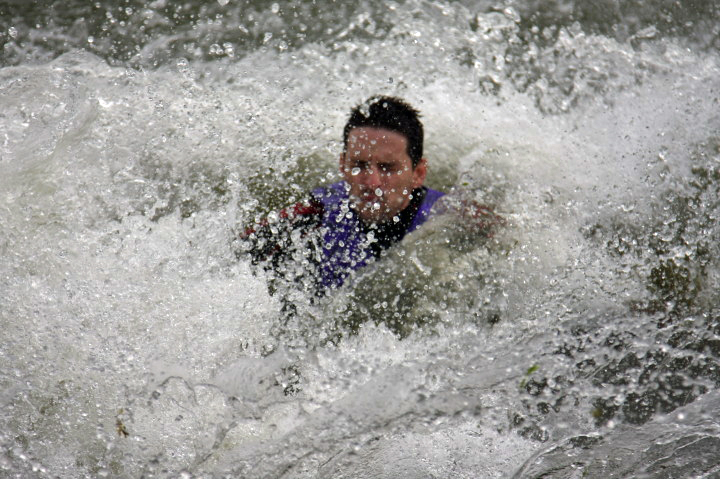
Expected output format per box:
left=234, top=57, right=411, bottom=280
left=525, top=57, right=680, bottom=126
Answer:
left=360, top=187, right=426, bottom=256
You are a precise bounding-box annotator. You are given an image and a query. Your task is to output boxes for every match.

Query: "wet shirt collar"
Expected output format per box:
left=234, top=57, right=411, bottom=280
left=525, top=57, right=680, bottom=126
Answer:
left=360, top=187, right=427, bottom=258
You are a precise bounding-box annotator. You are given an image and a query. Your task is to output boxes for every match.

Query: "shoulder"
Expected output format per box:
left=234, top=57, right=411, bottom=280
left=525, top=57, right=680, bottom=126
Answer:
left=422, top=187, right=446, bottom=207
left=428, top=192, right=503, bottom=236
left=310, top=181, right=348, bottom=207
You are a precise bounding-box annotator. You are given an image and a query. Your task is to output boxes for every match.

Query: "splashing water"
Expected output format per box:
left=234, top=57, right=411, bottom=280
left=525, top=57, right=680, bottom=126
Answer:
left=1, top=1, right=719, bottom=477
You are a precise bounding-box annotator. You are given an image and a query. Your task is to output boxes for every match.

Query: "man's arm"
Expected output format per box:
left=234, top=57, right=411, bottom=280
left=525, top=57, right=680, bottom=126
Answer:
left=238, top=198, right=324, bottom=265
left=459, top=200, right=504, bottom=237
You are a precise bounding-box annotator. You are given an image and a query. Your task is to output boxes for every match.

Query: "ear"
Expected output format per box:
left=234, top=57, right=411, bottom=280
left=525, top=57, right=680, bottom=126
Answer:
left=412, top=158, right=427, bottom=189
left=339, top=153, right=347, bottom=176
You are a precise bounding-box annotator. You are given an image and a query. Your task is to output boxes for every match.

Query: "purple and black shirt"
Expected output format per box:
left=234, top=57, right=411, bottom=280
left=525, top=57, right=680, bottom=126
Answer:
left=241, top=181, right=445, bottom=292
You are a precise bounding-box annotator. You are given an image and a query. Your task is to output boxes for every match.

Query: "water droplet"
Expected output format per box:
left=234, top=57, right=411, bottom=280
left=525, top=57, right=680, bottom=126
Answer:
left=271, top=3, right=280, bottom=14
left=8, top=27, right=18, bottom=39
left=502, top=7, right=521, bottom=23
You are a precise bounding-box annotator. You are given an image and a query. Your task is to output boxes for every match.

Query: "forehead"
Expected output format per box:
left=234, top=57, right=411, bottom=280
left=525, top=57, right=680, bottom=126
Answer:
left=346, top=127, right=408, bottom=155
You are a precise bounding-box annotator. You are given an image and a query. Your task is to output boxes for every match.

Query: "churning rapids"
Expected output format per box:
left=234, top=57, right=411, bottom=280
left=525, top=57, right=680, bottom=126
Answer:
left=1, top=1, right=719, bottom=477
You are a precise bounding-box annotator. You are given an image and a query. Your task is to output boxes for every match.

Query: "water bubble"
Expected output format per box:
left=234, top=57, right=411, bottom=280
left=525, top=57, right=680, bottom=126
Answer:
left=271, top=3, right=280, bottom=14
left=634, top=25, right=658, bottom=40
left=217, top=0, right=229, bottom=5
left=351, top=167, right=360, bottom=176
left=374, top=188, right=383, bottom=196
left=8, top=27, right=18, bottom=39
left=502, top=7, right=521, bottom=23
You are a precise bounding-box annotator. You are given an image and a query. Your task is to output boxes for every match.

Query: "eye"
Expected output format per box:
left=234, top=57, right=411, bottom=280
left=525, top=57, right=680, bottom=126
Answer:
left=349, top=161, right=368, bottom=171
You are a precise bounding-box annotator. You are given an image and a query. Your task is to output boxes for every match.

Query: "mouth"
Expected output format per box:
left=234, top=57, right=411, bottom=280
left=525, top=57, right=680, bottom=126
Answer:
left=356, top=195, right=383, bottom=209
left=360, top=196, right=382, bottom=205
left=350, top=189, right=390, bottom=217
left=352, top=197, right=385, bottom=217
left=358, top=188, right=384, bottom=203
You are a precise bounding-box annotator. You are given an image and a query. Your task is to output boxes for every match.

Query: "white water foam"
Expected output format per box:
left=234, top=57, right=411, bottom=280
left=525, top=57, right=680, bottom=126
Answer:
left=1, top=4, right=719, bottom=476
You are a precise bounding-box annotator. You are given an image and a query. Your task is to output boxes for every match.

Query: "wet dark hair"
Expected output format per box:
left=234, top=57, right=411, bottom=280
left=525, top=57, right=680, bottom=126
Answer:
left=343, top=95, right=424, bottom=167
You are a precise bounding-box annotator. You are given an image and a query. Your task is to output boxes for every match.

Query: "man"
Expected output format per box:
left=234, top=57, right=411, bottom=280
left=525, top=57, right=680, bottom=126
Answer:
left=240, top=95, right=494, bottom=294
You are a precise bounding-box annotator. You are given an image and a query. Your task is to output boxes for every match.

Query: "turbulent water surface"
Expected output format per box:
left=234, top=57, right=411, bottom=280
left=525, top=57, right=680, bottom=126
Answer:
left=2, top=0, right=719, bottom=477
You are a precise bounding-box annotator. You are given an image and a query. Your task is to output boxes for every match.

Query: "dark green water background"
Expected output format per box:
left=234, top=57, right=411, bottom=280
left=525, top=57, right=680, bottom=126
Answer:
left=2, top=0, right=718, bottom=68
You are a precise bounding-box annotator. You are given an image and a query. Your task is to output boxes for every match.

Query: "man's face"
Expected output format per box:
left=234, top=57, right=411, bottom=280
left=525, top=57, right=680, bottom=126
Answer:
left=340, top=127, right=426, bottom=224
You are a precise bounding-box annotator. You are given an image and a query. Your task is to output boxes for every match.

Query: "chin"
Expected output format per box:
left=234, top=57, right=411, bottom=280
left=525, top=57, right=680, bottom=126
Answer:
left=354, top=200, right=400, bottom=224
left=355, top=205, right=381, bottom=222
left=359, top=210, right=395, bottom=225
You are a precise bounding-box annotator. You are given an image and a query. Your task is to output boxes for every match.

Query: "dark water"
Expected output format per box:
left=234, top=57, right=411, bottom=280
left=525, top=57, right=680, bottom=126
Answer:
left=3, top=0, right=719, bottom=65
left=1, top=1, right=719, bottom=477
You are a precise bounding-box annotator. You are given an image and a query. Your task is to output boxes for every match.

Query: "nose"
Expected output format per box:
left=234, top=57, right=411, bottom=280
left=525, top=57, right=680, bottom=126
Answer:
left=361, top=166, right=382, bottom=188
